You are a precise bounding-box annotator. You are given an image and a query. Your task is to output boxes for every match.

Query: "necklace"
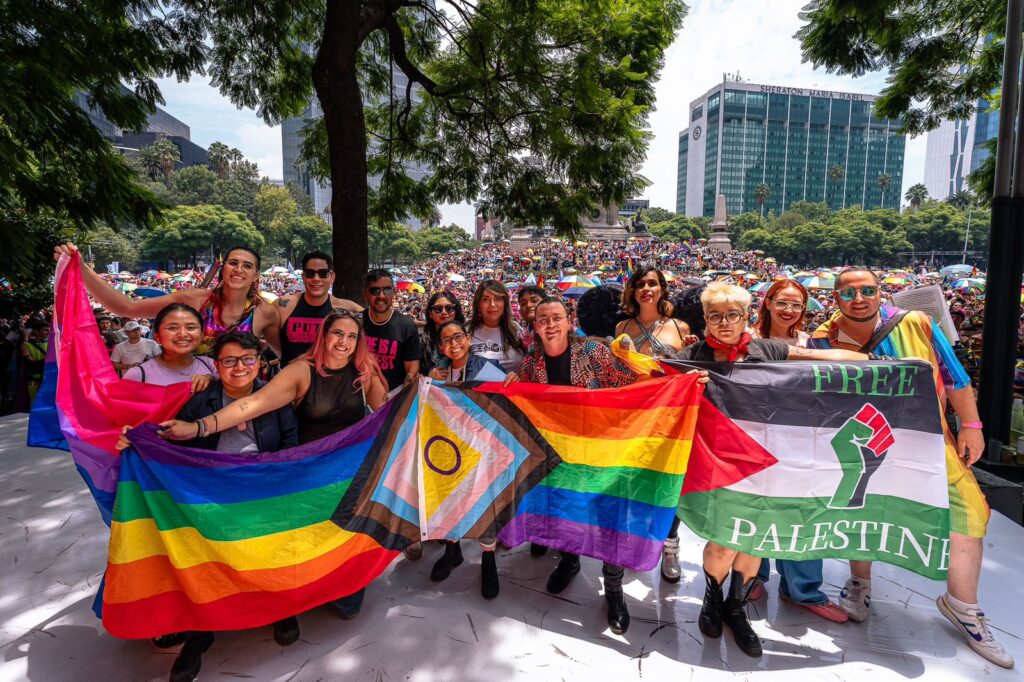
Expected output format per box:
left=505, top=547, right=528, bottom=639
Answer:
left=369, top=307, right=395, bottom=326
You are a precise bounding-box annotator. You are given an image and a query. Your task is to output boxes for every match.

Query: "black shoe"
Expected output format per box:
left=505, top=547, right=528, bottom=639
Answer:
left=606, top=590, right=630, bottom=635
left=481, top=550, right=499, bottom=600
left=169, top=631, right=214, bottom=682
left=430, top=541, right=464, bottom=582
left=273, top=616, right=300, bottom=646
left=698, top=571, right=724, bottom=639
left=722, top=572, right=762, bottom=658
left=151, top=632, right=187, bottom=649
left=546, top=556, right=581, bottom=594
left=530, top=543, right=549, bottom=557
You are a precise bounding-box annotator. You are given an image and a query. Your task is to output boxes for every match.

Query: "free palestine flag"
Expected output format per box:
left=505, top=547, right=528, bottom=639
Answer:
left=667, top=360, right=951, bottom=580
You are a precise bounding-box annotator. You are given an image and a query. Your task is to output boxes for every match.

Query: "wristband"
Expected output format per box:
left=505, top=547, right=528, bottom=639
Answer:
left=961, top=421, right=983, bottom=429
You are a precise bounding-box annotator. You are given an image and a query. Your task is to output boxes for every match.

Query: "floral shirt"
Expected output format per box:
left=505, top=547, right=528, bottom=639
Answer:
left=519, top=338, right=636, bottom=388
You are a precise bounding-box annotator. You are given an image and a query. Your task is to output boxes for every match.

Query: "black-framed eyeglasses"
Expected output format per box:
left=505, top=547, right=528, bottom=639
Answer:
left=439, top=332, right=469, bottom=347
left=303, top=268, right=332, bottom=279
left=368, top=286, right=394, bottom=296
left=431, top=304, right=456, bottom=314
left=706, top=310, right=744, bottom=325
left=216, top=354, right=259, bottom=368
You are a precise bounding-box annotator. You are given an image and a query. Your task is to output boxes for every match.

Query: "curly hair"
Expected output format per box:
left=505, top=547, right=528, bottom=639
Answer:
left=577, top=284, right=627, bottom=338
left=671, top=284, right=707, bottom=340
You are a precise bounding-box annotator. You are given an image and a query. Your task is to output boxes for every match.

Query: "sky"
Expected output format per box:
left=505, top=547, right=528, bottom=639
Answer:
left=153, top=0, right=927, bottom=234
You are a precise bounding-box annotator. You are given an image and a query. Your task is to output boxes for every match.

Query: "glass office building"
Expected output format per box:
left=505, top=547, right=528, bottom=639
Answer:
left=677, top=82, right=906, bottom=217
left=923, top=98, right=998, bottom=200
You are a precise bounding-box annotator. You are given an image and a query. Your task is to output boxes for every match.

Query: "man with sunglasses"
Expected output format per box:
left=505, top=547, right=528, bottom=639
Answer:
left=362, top=268, right=421, bottom=393
left=810, top=267, right=1012, bottom=669
left=277, top=251, right=363, bottom=366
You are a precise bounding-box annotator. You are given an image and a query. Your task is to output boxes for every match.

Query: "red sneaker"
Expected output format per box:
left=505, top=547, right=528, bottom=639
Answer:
left=781, top=594, right=850, bottom=623
left=748, top=580, right=766, bottom=601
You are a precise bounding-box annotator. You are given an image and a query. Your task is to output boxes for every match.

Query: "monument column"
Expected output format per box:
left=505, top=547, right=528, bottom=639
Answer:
left=707, top=193, right=733, bottom=252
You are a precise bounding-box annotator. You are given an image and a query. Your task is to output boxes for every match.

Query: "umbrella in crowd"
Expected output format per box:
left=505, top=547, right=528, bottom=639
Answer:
left=941, top=264, right=976, bottom=276
left=396, top=280, right=425, bottom=293
left=556, top=275, right=597, bottom=291
left=446, top=273, right=467, bottom=282
left=952, top=278, right=986, bottom=291
left=749, top=282, right=772, bottom=293
left=799, top=276, right=835, bottom=290
left=133, top=287, right=167, bottom=299
left=806, top=298, right=826, bottom=311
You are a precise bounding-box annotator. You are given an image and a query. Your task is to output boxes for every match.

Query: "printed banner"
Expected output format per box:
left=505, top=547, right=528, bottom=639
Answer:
left=667, top=359, right=951, bottom=579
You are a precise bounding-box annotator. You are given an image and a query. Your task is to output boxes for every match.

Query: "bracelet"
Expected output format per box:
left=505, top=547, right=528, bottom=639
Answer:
left=196, top=419, right=207, bottom=438
left=194, top=421, right=202, bottom=438
left=211, top=414, right=219, bottom=434
left=961, top=421, right=983, bottom=429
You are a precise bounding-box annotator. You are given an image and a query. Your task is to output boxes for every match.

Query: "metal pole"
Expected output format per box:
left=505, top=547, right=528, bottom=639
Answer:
left=980, top=0, right=1024, bottom=456
left=962, top=201, right=974, bottom=263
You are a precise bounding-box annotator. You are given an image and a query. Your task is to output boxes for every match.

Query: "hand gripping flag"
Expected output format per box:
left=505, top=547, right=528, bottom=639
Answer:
left=668, top=359, right=951, bottom=579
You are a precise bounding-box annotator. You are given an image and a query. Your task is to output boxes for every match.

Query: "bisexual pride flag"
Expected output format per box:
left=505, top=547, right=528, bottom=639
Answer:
left=668, top=360, right=950, bottom=579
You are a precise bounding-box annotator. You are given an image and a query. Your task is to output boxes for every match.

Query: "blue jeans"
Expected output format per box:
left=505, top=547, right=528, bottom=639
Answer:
left=330, top=588, right=366, bottom=617
left=757, top=559, right=827, bottom=605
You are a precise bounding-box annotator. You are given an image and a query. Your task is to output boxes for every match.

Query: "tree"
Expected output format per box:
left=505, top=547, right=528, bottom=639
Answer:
left=82, top=225, right=141, bottom=271
left=190, top=0, right=686, bottom=297
left=905, top=183, right=928, bottom=213
left=787, top=200, right=831, bottom=223
left=797, top=1, right=1005, bottom=137
left=827, top=164, right=845, bottom=207
left=947, top=189, right=975, bottom=210
left=253, top=184, right=299, bottom=256
left=752, top=183, right=770, bottom=219
left=286, top=182, right=317, bottom=216
left=172, top=166, right=220, bottom=206
left=876, top=173, right=893, bottom=208
left=645, top=206, right=675, bottom=223
left=207, top=141, right=233, bottom=180
left=287, top=215, right=333, bottom=258
left=0, top=0, right=200, bottom=279
left=142, top=204, right=265, bottom=268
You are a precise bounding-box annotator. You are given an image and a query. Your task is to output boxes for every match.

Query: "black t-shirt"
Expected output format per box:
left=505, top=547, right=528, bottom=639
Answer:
left=363, top=312, right=422, bottom=390
left=544, top=348, right=572, bottom=386
left=675, top=338, right=790, bottom=363
left=280, top=296, right=334, bottom=366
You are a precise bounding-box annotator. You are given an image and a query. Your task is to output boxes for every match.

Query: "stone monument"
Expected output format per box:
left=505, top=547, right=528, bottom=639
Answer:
left=579, top=204, right=630, bottom=241
left=707, top=193, right=733, bottom=252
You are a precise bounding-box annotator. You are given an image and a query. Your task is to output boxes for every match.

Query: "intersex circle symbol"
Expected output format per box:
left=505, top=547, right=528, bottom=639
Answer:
left=423, top=435, right=462, bottom=475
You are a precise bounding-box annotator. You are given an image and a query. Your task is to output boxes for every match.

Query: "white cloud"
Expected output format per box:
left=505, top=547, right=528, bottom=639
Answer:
left=154, top=1, right=927, bottom=222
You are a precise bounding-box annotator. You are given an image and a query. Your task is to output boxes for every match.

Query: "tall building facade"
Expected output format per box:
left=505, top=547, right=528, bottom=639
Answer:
left=676, top=81, right=907, bottom=217
left=923, top=100, right=998, bottom=200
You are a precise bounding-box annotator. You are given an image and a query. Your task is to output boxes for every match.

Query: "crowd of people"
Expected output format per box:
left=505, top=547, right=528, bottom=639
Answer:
left=7, top=236, right=1015, bottom=680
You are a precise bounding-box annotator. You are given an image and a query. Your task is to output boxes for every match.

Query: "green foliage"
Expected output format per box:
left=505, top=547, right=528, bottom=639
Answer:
left=905, top=183, right=929, bottom=212
left=286, top=182, right=317, bottom=216
left=253, top=184, right=299, bottom=253
left=728, top=211, right=762, bottom=243
left=797, top=0, right=1005, bottom=135
left=287, top=215, right=332, bottom=258
left=172, top=166, right=220, bottom=206
left=142, top=204, right=265, bottom=267
left=649, top=213, right=700, bottom=242
left=82, top=225, right=141, bottom=270
left=413, top=225, right=473, bottom=256
left=645, top=206, right=675, bottom=223
left=735, top=201, right=988, bottom=266
left=368, top=222, right=421, bottom=267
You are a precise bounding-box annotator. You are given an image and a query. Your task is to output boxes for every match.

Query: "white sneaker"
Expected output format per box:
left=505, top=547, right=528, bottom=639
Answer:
left=839, top=578, right=870, bottom=622
left=937, top=594, right=1015, bottom=669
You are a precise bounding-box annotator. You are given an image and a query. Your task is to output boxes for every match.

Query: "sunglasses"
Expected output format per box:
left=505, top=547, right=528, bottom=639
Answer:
left=303, top=268, right=332, bottom=279
left=431, top=304, right=457, bottom=314
left=216, top=354, right=259, bottom=368
left=837, top=286, right=879, bottom=301
left=368, top=286, right=394, bottom=296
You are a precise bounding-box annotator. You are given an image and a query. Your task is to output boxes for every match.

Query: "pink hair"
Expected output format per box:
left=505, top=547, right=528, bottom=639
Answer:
left=300, top=311, right=386, bottom=391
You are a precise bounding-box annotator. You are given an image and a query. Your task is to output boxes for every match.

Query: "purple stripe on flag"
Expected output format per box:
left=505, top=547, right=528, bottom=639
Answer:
left=498, top=512, right=664, bottom=570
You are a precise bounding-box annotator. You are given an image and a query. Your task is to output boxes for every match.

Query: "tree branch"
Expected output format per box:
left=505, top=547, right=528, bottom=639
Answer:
left=384, top=14, right=440, bottom=95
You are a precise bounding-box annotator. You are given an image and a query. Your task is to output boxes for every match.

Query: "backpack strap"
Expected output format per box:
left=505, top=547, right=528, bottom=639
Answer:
left=861, top=310, right=910, bottom=354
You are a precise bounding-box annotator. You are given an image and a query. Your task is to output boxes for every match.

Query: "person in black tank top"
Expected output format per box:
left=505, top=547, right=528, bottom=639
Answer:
left=156, top=309, right=389, bottom=621
left=280, top=295, right=334, bottom=366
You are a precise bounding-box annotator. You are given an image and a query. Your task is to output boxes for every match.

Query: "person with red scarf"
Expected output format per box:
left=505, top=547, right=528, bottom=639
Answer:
left=674, top=283, right=865, bottom=658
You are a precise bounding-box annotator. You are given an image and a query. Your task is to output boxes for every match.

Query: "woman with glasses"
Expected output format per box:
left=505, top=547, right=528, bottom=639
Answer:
left=750, top=280, right=850, bottom=623
left=615, top=267, right=696, bottom=584
left=426, top=321, right=512, bottom=599
left=158, top=331, right=301, bottom=682
left=468, top=280, right=525, bottom=374
left=419, top=291, right=466, bottom=375
left=157, top=308, right=388, bottom=622
left=675, top=283, right=867, bottom=658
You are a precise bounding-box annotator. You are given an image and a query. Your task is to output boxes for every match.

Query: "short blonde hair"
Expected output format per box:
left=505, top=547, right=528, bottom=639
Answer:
left=700, top=282, right=751, bottom=313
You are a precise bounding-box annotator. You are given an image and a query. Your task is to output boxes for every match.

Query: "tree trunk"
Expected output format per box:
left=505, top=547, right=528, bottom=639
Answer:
left=314, top=2, right=369, bottom=300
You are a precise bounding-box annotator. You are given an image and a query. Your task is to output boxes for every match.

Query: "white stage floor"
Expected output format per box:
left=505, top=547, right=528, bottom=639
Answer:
left=0, top=413, right=1021, bottom=681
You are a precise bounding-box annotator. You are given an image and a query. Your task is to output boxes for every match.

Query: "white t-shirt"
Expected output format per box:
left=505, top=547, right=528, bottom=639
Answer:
left=471, top=324, right=524, bottom=373
left=771, top=330, right=810, bottom=348
left=122, top=356, right=214, bottom=386
left=110, top=338, right=161, bottom=368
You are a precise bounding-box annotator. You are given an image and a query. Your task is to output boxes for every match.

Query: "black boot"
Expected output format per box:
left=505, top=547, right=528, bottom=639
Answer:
left=169, top=631, right=214, bottom=682
left=481, top=550, right=499, bottom=599
left=606, top=590, right=630, bottom=635
left=430, top=541, right=464, bottom=582
left=273, top=616, right=300, bottom=646
left=546, top=555, right=581, bottom=594
left=151, top=632, right=187, bottom=649
left=721, top=571, right=763, bottom=657
left=530, top=543, right=548, bottom=557
left=698, top=571, right=724, bottom=639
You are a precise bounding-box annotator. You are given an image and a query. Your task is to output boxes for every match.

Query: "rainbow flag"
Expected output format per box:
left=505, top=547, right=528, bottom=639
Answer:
left=28, top=254, right=191, bottom=525
left=625, top=257, right=635, bottom=279
left=105, top=421, right=399, bottom=638
left=480, top=376, right=701, bottom=570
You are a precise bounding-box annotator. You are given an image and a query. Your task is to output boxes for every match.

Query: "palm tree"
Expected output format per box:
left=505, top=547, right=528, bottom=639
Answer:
left=946, top=189, right=974, bottom=209
left=876, top=173, right=893, bottom=209
left=753, top=183, right=770, bottom=220
left=142, top=138, right=180, bottom=189
left=827, top=164, right=845, bottom=208
left=207, top=141, right=232, bottom=179
left=905, top=183, right=928, bottom=213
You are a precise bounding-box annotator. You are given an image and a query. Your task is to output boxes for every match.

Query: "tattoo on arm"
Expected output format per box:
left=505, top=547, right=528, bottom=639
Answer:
left=238, top=400, right=250, bottom=412
left=277, top=297, right=289, bottom=307
left=789, top=346, right=813, bottom=357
